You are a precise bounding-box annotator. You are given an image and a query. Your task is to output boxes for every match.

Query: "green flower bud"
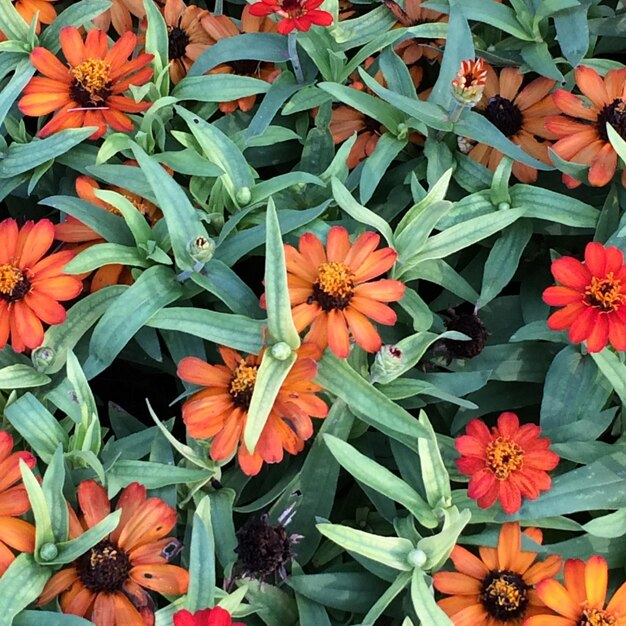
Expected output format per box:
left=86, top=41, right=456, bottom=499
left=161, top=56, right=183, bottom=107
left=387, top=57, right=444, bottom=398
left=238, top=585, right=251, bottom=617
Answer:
left=271, top=342, right=293, bottom=361
left=236, top=187, right=251, bottom=205
left=407, top=548, right=428, bottom=569
left=31, top=346, right=55, bottom=372
left=370, top=344, right=404, bottom=384
left=497, top=201, right=511, bottom=211
left=39, top=543, right=59, bottom=561
left=187, top=236, right=215, bottom=264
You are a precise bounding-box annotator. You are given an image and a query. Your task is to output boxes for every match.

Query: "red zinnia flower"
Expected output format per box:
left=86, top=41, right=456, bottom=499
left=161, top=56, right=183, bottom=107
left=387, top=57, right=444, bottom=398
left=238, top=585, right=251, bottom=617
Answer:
left=248, top=0, right=333, bottom=34
left=0, top=431, right=36, bottom=577
left=38, top=480, right=189, bottom=626
left=543, top=242, right=626, bottom=353
left=455, top=412, right=559, bottom=515
left=174, top=606, right=245, bottom=626
left=177, top=344, right=328, bottom=476
left=19, top=27, right=153, bottom=139
left=280, top=226, right=405, bottom=358
left=0, top=218, right=82, bottom=353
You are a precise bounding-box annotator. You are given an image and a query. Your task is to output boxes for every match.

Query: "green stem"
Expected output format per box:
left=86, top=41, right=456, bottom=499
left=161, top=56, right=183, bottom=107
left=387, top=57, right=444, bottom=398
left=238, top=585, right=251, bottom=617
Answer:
left=287, top=32, right=304, bottom=83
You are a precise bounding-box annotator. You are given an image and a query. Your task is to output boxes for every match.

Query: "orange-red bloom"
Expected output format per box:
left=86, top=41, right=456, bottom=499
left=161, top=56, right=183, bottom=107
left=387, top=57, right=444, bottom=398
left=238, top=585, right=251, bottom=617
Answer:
left=93, top=0, right=147, bottom=35
left=282, top=226, right=405, bottom=358
left=0, top=431, right=36, bottom=577
left=547, top=66, right=626, bottom=188
left=19, top=27, right=153, bottom=139
left=174, top=607, right=245, bottom=626
left=526, top=556, right=626, bottom=626
left=3, top=0, right=58, bottom=38
left=248, top=0, right=333, bottom=34
left=456, top=412, right=559, bottom=515
left=38, top=480, right=189, bottom=626
left=0, top=218, right=82, bottom=353
left=433, top=522, right=562, bottom=626
left=201, top=6, right=280, bottom=113
left=452, top=58, right=488, bottom=106
left=543, top=242, right=626, bottom=353
left=468, top=65, right=558, bottom=183
left=177, top=344, right=328, bottom=476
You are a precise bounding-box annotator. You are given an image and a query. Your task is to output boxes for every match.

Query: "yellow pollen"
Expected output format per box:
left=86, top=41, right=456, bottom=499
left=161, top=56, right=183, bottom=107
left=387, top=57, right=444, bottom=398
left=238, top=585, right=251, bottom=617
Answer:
left=585, top=273, right=624, bottom=313
left=486, top=437, right=524, bottom=480
left=229, top=362, right=258, bottom=397
left=315, top=262, right=354, bottom=298
left=485, top=578, right=524, bottom=611
left=580, top=607, right=616, bottom=626
left=89, top=545, right=119, bottom=567
left=71, top=59, right=111, bottom=101
left=0, top=264, right=25, bottom=296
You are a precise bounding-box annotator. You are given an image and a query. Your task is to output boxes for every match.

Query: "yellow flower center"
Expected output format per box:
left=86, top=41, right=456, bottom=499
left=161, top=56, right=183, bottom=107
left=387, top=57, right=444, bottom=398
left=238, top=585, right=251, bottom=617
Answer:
left=70, top=59, right=112, bottom=106
left=229, top=361, right=258, bottom=409
left=486, top=437, right=524, bottom=480
left=579, top=607, right=616, bottom=626
left=480, top=570, right=529, bottom=620
left=0, top=264, right=30, bottom=303
left=311, top=262, right=354, bottom=312
left=585, top=273, right=624, bottom=313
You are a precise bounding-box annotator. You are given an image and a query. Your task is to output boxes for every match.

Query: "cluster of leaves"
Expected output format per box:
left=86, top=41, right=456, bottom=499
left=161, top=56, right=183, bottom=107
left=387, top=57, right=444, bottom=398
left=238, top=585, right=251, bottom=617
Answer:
left=2, top=0, right=626, bottom=625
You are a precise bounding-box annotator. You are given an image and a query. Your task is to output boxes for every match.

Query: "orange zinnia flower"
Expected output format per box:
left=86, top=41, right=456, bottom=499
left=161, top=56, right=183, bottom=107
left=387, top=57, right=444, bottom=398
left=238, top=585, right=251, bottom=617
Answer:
left=543, top=242, right=626, bottom=353
left=433, top=522, right=562, bottom=626
left=0, top=431, right=36, bottom=577
left=38, top=480, right=189, bottom=626
left=455, top=412, right=559, bottom=515
left=55, top=166, right=163, bottom=292
left=177, top=344, right=328, bottom=476
left=467, top=65, right=558, bottom=183
left=546, top=66, right=626, bottom=188
left=526, top=556, right=626, bottom=626
left=162, top=0, right=213, bottom=84
left=201, top=6, right=280, bottom=113
left=282, top=226, right=405, bottom=358
left=3, top=0, right=58, bottom=38
left=93, top=0, right=147, bottom=35
left=18, top=27, right=153, bottom=139
left=0, top=218, right=82, bottom=353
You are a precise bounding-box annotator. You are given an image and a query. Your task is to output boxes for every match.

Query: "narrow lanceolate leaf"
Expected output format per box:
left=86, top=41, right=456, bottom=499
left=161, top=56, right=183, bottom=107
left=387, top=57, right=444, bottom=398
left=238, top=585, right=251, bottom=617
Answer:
left=0, top=363, right=50, bottom=388
left=94, top=189, right=153, bottom=246
left=317, top=523, right=414, bottom=571
left=244, top=350, right=297, bottom=453
left=143, top=0, right=169, bottom=84
left=264, top=199, right=300, bottom=348
left=0, top=0, right=29, bottom=41
left=20, top=461, right=55, bottom=554
left=0, top=60, right=34, bottom=129
left=592, top=349, right=626, bottom=407
left=187, top=496, right=216, bottom=610
left=41, top=446, right=68, bottom=544
left=64, top=243, right=150, bottom=274
left=410, top=569, right=454, bottom=626
left=324, top=435, right=437, bottom=527
left=418, top=411, right=452, bottom=509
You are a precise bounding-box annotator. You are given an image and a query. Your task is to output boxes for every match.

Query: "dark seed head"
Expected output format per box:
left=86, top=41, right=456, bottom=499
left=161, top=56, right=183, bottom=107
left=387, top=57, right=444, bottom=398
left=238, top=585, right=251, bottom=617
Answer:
left=168, top=26, right=190, bottom=60
left=485, top=95, right=524, bottom=137
left=480, top=569, right=529, bottom=621
left=441, top=307, right=489, bottom=360
left=596, top=98, right=626, bottom=142
left=76, top=539, right=131, bottom=593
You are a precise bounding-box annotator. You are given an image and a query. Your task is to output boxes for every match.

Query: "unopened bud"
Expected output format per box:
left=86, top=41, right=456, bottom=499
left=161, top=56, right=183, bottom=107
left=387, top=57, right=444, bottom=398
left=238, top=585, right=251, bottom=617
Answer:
left=31, top=346, right=55, bottom=371
left=271, top=342, right=293, bottom=361
left=370, top=344, right=404, bottom=384
left=187, top=235, right=215, bottom=264
left=39, top=543, right=59, bottom=561
left=497, top=201, right=511, bottom=211
left=451, top=58, right=487, bottom=107
left=407, top=548, right=427, bottom=568
left=236, top=187, right=251, bottom=205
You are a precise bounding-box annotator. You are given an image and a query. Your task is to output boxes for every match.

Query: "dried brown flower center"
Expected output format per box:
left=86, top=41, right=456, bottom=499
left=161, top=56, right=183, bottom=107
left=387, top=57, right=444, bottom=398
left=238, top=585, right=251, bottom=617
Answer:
left=70, top=59, right=112, bottom=107
left=480, top=570, right=529, bottom=620
left=579, top=607, right=617, bottom=626
left=168, top=25, right=190, bottom=60
left=0, top=264, right=30, bottom=303
left=311, top=262, right=354, bottom=312
left=597, top=98, right=626, bottom=142
left=486, top=437, right=524, bottom=479
left=77, top=539, right=131, bottom=593
left=485, top=95, right=523, bottom=137
left=585, top=273, right=624, bottom=312
left=229, top=362, right=258, bottom=409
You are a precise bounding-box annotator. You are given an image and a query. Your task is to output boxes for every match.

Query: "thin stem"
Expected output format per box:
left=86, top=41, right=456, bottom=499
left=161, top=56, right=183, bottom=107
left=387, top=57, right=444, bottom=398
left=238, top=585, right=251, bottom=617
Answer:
left=214, top=0, right=223, bottom=16
left=287, top=31, right=304, bottom=83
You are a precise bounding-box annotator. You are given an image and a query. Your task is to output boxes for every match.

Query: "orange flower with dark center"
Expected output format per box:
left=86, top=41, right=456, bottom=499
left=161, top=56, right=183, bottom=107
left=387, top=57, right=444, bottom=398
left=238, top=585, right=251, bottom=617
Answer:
left=455, top=412, right=559, bottom=514
left=38, top=480, right=189, bottom=626
left=466, top=65, right=558, bottom=183
left=452, top=58, right=488, bottom=106
left=162, top=0, right=213, bottom=84
left=543, top=242, right=626, bottom=353
left=177, top=344, right=328, bottom=476
left=248, top=0, right=333, bottom=34
left=433, top=522, right=562, bottom=625
left=281, top=226, right=405, bottom=358
left=0, top=431, right=36, bottom=577
left=201, top=6, right=280, bottom=113
left=0, top=218, right=82, bottom=353
left=18, top=27, right=153, bottom=139
left=93, top=0, right=147, bottom=35
left=546, top=66, right=626, bottom=188
left=526, top=556, right=626, bottom=626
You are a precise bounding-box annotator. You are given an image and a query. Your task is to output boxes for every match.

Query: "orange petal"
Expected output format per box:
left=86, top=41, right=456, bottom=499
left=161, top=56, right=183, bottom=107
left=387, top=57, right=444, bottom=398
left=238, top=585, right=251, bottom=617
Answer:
left=575, top=65, right=610, bottom=109
left=30, top=47, right=71, bottom=82
left=327, top=309, right=350, bottom=358
left=117, top=499, right=177, bottom=552
left=77, top=480, right=110, bottom=530
left=59, top=27, right=87, bottom=67
left=12, top=301, right=44, bottom=350
left=588, top=143, right=617, bottom=187
left=38, top=567, right=80, bottom=605
left=130, top=564, right=189, bottom=594
left=326, top=225, right=351, bottom=263
left=535, top=578, right=579, bottom=619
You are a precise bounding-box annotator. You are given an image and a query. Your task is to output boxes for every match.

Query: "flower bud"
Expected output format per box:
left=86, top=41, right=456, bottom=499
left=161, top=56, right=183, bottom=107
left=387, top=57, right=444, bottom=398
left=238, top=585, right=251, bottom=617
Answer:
left=271, top=342, right=293, bottom=361
left=39, top=542, right=59, bottom=561
left=187, top=235, right=215, bottom=264
left=407, top=548, right=428, bottom=569
left=370, top=344, right=404, bottom=384
left=451, top=58, right=487, bottom=107
left=31, top=346, right=55, bottom=372
left=236, top=187, right=251, bottom=205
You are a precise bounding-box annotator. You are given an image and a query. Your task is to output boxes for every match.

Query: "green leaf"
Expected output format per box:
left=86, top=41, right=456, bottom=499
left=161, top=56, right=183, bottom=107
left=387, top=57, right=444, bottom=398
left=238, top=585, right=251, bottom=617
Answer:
left=41, top=446, right=68, bottom=543
left=553, top=1, right=590, bottom=67
left=317, top=523, right=414, bottom=571
left=173, top=75, right=271, bottom=102
left=84, top=266, right=183, bottom=379
left=4, top=393, right=69, bottom=463
left=143, top=0, right=169, bottom=91
left=0, top=363, right=49, bottom=388
left=418, top=411, right=452, bottom=509
left=316, top=353, right=429, bottom=444
left=362, top=572, right=412, bottom=625
left=0, top=555, right=50, bottom=626
left=360, top=133, right=408, bottom=203
left=410, top=569, right=453, bottom=626
left=244, top=350, right=297, bottom=453
left=64, top=243, right=150, bottom=274
left=0, top=0, right=29, bottom=41
left=146, top=307, right=264, bottom=354
left=15, top=612, right=94, bottom=626
left=0, top=59, right=34, bottom=129
left=94, top=189, right=153, bottom=246
left=455, top=0, right=534, bottom=39
left=21, top=460, right=55, bottom=554
left=592, top=349, right=626, bottom=408
left=186, top=496, right=216, bottom=610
